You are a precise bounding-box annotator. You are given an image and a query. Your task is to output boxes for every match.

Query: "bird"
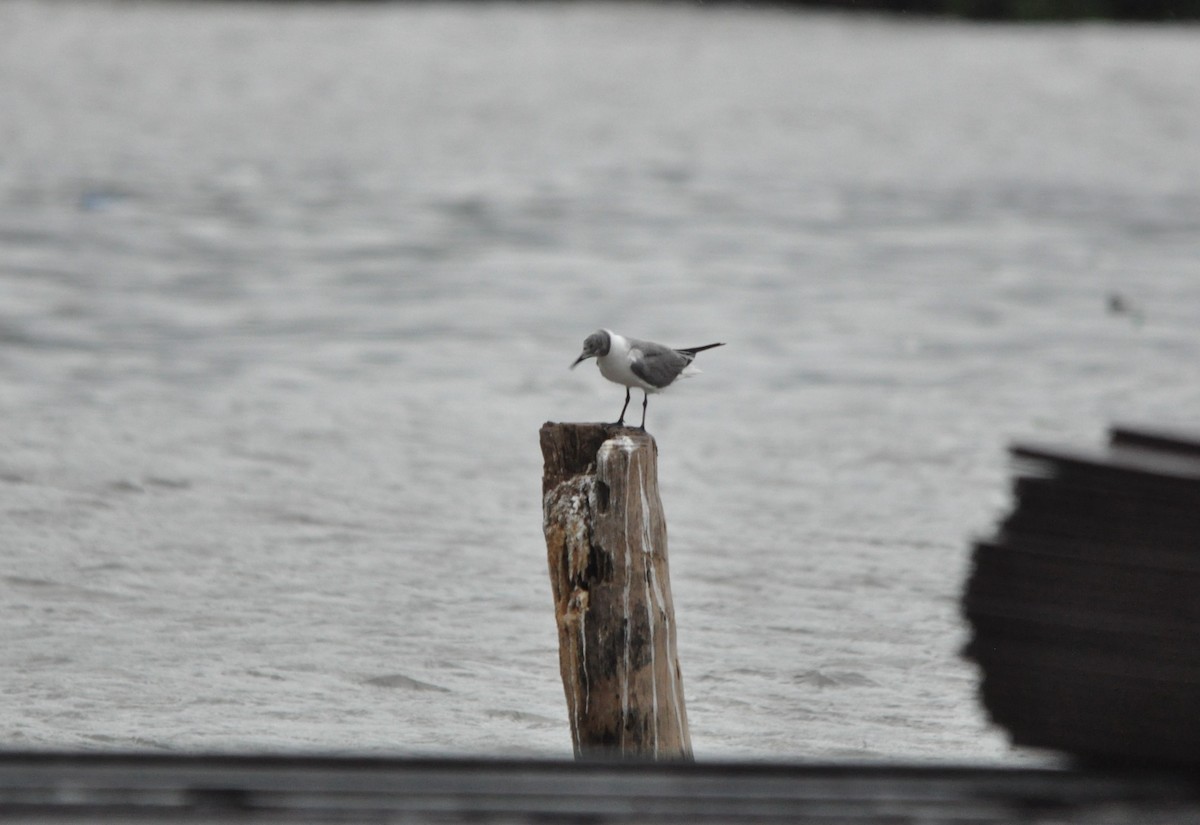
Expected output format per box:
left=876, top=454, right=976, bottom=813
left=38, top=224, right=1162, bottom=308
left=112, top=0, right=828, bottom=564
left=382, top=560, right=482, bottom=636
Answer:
left=570, top=329, right=725, bottom=430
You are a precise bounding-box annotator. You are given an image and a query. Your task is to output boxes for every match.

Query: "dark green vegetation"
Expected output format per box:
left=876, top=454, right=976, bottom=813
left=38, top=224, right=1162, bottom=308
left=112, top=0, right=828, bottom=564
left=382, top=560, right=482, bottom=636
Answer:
left=797, top=0, right=1200, bottom=19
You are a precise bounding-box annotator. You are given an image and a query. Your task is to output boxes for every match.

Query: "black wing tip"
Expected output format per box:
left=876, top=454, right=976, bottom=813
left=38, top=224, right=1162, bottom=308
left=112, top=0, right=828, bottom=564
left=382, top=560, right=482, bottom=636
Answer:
left=682, top=342, right=725, bottom=354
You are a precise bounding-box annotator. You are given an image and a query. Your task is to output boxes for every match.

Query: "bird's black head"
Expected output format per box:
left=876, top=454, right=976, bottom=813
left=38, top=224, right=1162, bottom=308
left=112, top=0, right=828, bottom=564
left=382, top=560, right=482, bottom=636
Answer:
left=570, top=329, right=611, bottom=369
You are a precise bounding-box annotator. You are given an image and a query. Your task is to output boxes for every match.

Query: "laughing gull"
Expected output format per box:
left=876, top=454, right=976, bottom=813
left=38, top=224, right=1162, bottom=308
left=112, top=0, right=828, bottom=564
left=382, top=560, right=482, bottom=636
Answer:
left=570, top=329, right=725, bottom=429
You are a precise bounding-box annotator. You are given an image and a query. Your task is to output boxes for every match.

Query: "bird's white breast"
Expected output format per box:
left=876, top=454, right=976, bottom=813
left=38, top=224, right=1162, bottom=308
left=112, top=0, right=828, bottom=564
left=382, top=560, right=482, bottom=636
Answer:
left=596, top=333, right=656, bottom=392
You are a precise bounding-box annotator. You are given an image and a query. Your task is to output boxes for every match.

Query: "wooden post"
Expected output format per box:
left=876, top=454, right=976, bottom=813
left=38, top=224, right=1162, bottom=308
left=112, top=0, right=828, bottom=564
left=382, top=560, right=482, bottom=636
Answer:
left=540, top=422, right=692, bottom=760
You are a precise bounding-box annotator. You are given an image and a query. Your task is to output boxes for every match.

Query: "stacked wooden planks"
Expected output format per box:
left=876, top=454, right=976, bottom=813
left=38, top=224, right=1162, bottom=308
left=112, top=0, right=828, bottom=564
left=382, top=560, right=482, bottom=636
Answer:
left=963, top=425, right=1200, bottom=765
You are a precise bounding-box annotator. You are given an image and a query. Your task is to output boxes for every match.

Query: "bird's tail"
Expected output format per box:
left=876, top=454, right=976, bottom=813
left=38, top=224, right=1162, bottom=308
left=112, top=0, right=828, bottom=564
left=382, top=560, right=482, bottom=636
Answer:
left=678, top=342, right=725, bottom=356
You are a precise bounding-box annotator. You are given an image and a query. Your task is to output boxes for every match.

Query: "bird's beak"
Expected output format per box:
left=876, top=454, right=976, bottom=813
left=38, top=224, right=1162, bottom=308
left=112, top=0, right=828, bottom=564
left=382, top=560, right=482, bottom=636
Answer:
left=570, top=352, right=591, bottom=370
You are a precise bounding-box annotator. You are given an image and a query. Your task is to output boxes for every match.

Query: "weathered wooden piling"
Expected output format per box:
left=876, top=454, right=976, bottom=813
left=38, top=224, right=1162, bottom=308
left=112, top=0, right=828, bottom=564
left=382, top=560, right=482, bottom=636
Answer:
left=540, top=422, right=692, bottom=760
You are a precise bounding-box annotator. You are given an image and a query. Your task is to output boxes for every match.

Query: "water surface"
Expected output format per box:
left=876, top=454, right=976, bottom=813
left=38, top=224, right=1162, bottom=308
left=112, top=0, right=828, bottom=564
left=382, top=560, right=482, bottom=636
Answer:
left=2, top=0, right=1199, bottom=760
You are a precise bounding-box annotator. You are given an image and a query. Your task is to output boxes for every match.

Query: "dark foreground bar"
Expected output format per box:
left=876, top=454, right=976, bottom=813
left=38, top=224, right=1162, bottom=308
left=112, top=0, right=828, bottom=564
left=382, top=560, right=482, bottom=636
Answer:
left=2, top=753, right=1200, bottom=823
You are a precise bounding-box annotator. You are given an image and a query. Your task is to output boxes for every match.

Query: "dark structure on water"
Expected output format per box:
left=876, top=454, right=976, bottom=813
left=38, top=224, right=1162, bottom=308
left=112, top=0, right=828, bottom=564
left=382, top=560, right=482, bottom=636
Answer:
left=965, top=425, right=1200, bottom=765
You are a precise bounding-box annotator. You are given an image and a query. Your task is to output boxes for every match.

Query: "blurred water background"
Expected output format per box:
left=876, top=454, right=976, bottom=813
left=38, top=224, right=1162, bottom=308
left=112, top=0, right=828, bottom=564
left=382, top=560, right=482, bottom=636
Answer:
left=1, top=0, right=1198, bottom=761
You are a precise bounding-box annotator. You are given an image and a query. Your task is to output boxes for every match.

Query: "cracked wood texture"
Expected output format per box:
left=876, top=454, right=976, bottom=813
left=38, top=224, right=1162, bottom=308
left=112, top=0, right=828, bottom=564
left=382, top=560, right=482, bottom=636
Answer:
left=540, top=422, right=692, bottom=760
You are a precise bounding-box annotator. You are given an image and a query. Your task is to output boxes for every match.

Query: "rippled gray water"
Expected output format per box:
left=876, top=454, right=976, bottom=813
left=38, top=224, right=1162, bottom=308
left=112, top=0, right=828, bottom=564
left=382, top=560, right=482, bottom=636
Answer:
left=2, top=0, right=1199, bottom=760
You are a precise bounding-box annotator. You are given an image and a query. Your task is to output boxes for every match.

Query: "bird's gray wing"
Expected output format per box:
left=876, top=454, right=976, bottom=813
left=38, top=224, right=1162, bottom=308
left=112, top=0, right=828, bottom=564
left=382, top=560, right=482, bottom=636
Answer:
left=629, top=340, right=691, bottom=389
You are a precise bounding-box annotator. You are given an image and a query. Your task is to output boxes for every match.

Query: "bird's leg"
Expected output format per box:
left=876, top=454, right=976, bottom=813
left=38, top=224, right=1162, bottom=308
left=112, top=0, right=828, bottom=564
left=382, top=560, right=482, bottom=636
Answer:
left=638, top=391, right=649, bottom=430
left=615, top=387, right=631, bottom=426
